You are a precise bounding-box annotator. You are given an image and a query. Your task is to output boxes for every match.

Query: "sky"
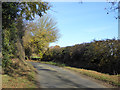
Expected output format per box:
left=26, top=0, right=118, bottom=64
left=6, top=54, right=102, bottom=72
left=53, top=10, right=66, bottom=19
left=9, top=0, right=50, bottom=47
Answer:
left=46, top=2, right=118, bottom=47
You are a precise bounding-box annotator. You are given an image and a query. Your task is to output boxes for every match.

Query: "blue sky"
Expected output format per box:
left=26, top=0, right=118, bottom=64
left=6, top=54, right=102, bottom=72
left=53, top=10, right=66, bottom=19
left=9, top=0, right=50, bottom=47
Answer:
left=47, top=2, right=118, bottom=47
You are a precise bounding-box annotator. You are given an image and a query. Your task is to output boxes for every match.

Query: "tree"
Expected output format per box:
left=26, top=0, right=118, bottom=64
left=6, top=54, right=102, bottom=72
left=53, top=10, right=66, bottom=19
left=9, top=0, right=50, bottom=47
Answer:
left=105, top=1, right=119, bottom=19
left=2, top=2, right=50, bottom=29
left=2, top=2, right=51, bottom=67
left=23, top=14, right=59, bottom=59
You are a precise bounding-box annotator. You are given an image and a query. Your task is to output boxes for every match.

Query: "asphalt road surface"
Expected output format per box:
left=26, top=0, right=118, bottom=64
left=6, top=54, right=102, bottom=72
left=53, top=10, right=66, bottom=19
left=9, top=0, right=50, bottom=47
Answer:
left=29, top=61, right=108, bottom=88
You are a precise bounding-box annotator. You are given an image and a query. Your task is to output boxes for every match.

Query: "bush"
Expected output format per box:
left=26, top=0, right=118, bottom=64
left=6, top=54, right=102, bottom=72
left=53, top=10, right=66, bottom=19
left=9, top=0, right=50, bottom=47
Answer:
left=25, top=47, right=32, bottom=59
left=2, top=51, right=12, bottom=68
left=42, top=39, right=120, bottom=75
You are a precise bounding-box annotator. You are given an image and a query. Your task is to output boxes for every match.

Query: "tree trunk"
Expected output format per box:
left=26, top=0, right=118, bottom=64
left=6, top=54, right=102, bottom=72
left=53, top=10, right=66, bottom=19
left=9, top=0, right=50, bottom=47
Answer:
left=16, top=38, right=27, bottom=65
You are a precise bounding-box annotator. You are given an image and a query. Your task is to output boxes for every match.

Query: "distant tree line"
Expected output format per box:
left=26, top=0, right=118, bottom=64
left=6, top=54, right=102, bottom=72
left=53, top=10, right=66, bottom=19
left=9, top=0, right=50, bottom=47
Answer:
left=42, top=39, right=120, bottom=75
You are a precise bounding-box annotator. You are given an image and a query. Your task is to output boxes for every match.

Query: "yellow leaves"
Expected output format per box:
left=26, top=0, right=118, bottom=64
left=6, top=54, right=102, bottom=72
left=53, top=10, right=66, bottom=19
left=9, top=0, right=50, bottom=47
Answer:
left=23, top=14, right=59, bottom=57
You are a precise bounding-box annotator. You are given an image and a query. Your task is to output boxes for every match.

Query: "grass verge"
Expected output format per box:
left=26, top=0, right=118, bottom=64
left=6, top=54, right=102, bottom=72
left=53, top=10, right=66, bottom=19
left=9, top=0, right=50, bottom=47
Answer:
left=39, top=61, right=120, bottom=87
left=2, top=59, right=38, bottom=88
left=40, top=61, right=66, bottom=67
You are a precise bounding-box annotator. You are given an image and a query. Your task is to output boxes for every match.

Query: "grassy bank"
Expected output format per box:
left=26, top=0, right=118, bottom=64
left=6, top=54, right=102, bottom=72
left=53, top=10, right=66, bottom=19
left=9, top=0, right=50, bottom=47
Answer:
left=39, top=61, right=120, bottom=87
left=2, top=59, right=38, bottom=88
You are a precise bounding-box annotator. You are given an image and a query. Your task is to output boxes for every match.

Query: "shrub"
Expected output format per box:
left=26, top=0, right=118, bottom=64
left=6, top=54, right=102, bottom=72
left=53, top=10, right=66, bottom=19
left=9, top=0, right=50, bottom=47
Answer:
left=42, top=39, right=120, bottom=75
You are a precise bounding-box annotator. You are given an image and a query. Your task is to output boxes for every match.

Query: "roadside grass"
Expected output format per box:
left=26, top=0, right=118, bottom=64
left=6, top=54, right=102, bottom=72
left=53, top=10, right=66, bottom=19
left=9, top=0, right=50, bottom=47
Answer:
left=40, top=61, right=66, bottom=67
left=30, top=56, right=40, bottom=59
left=2, top=71, right=36, bottom=88
left=65, top=67, right=120, bottom=87
left=27, top=60, right=65, bottom=67
left=2, top=59, right=38, bottom=88
left=39, top=61, right=120, bottom=87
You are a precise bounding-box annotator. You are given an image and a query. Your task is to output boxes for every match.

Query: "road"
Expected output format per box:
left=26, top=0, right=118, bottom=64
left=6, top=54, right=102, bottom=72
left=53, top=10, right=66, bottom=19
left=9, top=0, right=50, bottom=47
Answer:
left=29, top=61, right=107, bottom=88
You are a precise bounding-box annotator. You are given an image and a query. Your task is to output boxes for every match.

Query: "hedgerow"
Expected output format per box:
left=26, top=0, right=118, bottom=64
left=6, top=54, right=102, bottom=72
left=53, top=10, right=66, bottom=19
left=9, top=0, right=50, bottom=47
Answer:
left=42, top=39, right=120, bottom=75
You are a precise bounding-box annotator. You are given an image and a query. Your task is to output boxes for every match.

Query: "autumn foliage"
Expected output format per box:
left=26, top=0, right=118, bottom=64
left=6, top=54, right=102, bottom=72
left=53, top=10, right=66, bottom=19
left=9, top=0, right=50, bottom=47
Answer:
left=42, top=39, right=120, bottom=75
